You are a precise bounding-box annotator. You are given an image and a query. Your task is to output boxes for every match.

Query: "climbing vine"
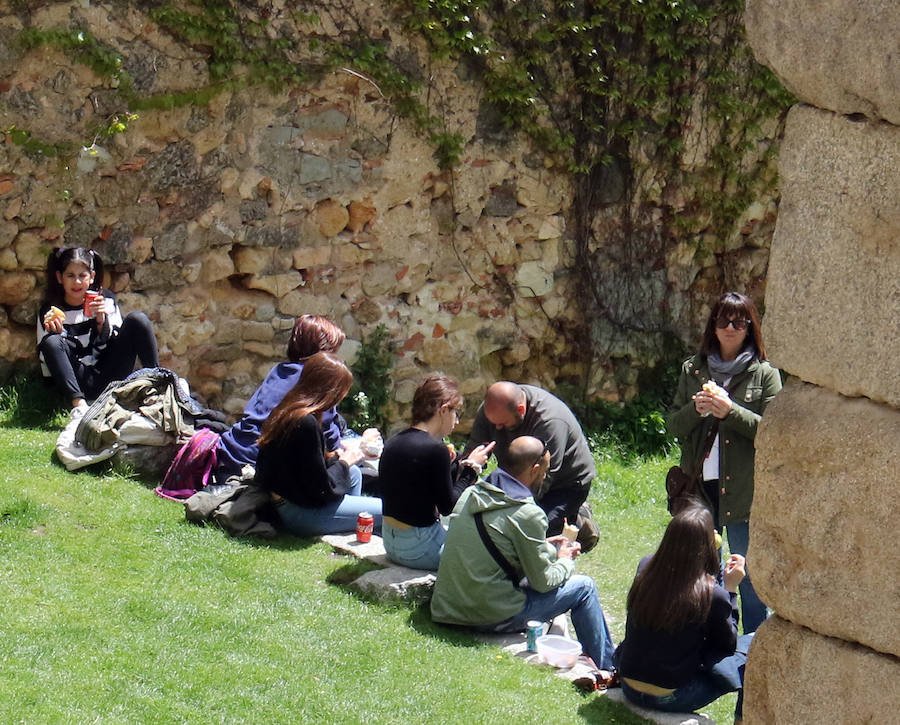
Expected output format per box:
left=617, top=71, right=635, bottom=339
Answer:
left=397, top=0, right=793, bottom=381
left=8, top=0, right=794, bottom=392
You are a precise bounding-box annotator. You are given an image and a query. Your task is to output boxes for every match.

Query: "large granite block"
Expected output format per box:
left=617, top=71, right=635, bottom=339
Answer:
left=744, top=0, right=900, bottom=124
left=751, top=380, right=900, bottom=657
left=764, top=106, right=900, bottom=408
left=744, top=616, right=900, bottom=725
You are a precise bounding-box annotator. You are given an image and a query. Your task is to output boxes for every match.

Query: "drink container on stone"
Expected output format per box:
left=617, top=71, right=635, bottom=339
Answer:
left=356, top=512, right=374, bottom=543
left=526, top=621, right=543, bottom=652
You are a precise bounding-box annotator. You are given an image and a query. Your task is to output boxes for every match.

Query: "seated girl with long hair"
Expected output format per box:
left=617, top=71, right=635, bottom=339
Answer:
left=254, top=352, right=382, bottom=537
left=37, top=246, right=158, bottom=409
left=378, top=374, right=494, bottom=570
left=615, top=504, right=752, bottom=724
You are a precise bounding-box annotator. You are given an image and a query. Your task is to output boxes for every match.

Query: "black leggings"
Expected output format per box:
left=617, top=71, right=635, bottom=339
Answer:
left=39, top=312, right=159, bottom=402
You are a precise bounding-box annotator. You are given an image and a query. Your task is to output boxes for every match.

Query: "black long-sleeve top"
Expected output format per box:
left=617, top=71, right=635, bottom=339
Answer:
left=254, top=414, right=352, bottom=507
left=615, top=556, right=739, bottom=689
left=378, top=427, right=476, bottom=527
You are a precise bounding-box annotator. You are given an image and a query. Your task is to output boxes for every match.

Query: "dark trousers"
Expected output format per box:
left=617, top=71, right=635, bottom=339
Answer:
left=39, top=312, right=159, bottom=401
left=537, top=483, right=591, bottom=536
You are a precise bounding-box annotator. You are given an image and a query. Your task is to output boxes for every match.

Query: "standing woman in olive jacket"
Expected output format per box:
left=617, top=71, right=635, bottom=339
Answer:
left=667, top=292, right=782, bottom=633
left=255, top=352, right=382, bottom=537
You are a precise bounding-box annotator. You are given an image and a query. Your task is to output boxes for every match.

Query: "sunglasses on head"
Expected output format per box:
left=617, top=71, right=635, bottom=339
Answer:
left=716, top=317, right=750, bottom=331
left=532, top=440, right=549, bottom=467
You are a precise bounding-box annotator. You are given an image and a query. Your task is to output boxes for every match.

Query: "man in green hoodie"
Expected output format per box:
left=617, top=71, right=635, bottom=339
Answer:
left=431, top=436, right=615, bottom=670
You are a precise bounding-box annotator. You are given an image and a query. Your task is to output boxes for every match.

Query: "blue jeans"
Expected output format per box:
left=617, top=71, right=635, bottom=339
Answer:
left=480, top=574, right=615, bottom=670
left=275, top=466, right=382, bottom=537
left=726, top=521, right=768, bottom=633
left=621, top=633, right=753, bottom=719
left=382, top=520, right=446, bottom=571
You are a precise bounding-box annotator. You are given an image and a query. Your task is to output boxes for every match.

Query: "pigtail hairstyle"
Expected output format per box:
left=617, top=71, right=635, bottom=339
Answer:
left=258, top=352, right=353, bottom=447
left=86, top=249, right=104, bottom=292
left=626, top=504, right=720, bottom=632
left=42, top=247, right=68, bottom=308
left=41, top=247, right=104, bottom=307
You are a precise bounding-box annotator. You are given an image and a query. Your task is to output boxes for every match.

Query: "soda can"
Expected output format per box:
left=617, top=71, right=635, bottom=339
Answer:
left=83, top=290, right=101, bottom=316
left=356, top=511, right=374, bottom=543
left=526, top=620, right=543, bottom=652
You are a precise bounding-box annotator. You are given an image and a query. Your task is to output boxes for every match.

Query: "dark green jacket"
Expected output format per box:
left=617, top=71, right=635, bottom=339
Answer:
left=667, top=355, right=782, bottom=526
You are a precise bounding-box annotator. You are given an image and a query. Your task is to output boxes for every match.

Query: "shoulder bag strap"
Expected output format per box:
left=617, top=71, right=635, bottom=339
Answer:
left=473, top=511, right=521, bottom=590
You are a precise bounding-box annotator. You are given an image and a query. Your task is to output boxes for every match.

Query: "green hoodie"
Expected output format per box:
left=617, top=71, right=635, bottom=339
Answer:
left=430, top=468, right=576, bottom=626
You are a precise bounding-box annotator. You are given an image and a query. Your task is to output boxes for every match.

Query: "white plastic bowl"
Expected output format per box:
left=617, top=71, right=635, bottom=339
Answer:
left=536, top=634, right=582, bottom=668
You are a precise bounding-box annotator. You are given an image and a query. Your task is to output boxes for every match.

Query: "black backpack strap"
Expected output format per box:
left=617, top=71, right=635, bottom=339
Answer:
left=473, top=511, right=520, bottom=590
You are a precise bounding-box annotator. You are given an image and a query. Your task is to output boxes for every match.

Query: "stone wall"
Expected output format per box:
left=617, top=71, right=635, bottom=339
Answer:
left=0, top=1, right=783, bottom=422
left=743, top=1, right=900, bottom=722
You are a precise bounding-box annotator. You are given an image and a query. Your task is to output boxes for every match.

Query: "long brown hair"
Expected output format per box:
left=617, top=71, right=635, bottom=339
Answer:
left=699, top=291, right=767, bottom=361
left=258, top=352, right=352, bottom=446
left=626, top=504, right=720, bottom=632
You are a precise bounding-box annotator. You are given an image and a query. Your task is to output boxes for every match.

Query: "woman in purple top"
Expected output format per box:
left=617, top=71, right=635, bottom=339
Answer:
left=379, top=374, right=494, bottom=570
left=215, top=315, right=346, bottom=481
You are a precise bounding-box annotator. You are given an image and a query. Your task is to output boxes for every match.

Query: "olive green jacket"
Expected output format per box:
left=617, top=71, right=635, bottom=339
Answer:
left=667, top=355, right=782, bottom=526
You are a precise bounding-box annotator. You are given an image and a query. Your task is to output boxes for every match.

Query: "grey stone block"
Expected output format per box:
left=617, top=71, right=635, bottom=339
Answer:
left=320, top=532, right=392, bottom=567
left=349, top=566, right=436, bottom=604
left=606, top=689, right=714, bottom=725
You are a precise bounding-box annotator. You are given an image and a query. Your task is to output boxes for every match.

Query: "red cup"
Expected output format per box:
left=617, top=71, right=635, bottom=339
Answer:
left=83, top=290, right=101, bottom=316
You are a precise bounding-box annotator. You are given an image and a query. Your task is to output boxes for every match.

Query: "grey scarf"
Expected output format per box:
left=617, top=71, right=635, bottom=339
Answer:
left=707, top=347, right=756, bottom=385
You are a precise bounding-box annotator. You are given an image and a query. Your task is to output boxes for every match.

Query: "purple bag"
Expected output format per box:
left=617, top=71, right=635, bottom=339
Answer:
left=155, top=428, right=220, bottom=501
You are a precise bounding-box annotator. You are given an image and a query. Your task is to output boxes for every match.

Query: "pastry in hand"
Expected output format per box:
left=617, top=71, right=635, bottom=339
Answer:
left=562, top=522, right=579, bottom=542
left=45, top=306, right=66, bottom=325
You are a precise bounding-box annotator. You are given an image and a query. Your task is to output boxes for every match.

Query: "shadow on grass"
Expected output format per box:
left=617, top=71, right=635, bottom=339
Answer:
left=406, top=603, right=484, bottom=648
left=577, top=695, right=654, bottom=725
left=0, top=374, right=69, bottom=431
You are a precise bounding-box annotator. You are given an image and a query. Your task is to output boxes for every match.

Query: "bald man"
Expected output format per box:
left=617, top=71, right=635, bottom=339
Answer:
left=463, top=382, right=596, bottom=540
left=431, top=435, right=614, bottom=671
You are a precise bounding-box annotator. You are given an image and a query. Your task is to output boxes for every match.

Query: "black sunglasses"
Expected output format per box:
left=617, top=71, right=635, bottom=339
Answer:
left=716, top=317, right=750, bottom=331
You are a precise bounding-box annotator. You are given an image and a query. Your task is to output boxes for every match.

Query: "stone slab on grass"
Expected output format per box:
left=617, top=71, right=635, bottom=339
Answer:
left=606, top=689, right=714, bottom=725
left=321, top=533, right=437, bottom=603
left=320, top=533, right=392, bottom=567
left=349, top=565, right=436, bottom=604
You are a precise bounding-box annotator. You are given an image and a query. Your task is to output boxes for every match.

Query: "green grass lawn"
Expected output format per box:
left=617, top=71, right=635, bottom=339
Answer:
left=0, top=390, right=735, bottom=724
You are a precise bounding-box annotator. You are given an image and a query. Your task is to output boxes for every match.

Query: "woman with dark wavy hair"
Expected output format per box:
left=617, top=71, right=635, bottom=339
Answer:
left=615, top=505, right=752, bottom=723
left=215, top=314, right=347, bottom=482
left=667, top=291, right=782, bottom=633
left=254, top=352, right=381, bottom=536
